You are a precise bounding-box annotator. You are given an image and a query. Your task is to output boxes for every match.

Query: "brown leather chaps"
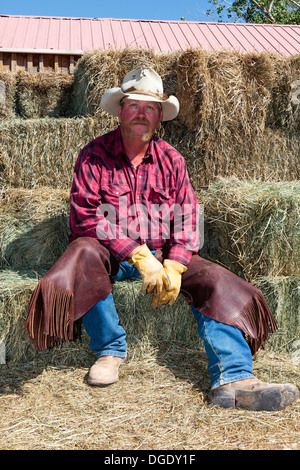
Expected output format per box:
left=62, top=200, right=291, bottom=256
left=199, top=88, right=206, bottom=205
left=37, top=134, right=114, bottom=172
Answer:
left=25, top=237, right=277, bottom=355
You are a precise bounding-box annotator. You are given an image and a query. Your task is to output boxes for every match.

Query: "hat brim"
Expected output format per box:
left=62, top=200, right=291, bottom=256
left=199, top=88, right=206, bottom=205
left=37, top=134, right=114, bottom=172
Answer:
left=100, top=87, right=179, bottom=121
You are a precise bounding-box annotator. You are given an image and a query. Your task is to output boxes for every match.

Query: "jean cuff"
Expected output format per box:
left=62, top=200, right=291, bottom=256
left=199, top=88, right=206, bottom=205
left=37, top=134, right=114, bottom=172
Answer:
left=96, top=350, right=127, bottom=359
left=211, top=372, right=256, bottom=390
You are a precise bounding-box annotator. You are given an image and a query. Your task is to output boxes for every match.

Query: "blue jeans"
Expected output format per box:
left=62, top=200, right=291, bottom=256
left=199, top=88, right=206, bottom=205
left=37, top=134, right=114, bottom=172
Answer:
left=82, top=259, right=255, bottom=389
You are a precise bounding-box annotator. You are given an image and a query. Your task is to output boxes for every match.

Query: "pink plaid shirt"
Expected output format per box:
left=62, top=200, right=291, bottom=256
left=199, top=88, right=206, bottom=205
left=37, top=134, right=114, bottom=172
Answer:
left=69, top=126, right=200, bottom=265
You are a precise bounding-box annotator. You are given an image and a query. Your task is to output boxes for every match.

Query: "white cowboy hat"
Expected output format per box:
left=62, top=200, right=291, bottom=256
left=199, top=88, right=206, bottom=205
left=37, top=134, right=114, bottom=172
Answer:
left=100, top=66, right=179, bottom=121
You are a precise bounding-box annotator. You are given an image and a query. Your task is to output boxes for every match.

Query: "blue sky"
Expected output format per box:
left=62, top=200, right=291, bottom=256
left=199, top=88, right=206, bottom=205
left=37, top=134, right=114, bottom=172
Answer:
left=0, top=0, right=230, bottom=22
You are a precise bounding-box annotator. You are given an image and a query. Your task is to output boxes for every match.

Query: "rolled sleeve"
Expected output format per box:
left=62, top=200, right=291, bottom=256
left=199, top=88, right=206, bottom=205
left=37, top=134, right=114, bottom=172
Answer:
left=165, top=245, right=193, bottom=266
left=105, top=238, right=140, bottom=262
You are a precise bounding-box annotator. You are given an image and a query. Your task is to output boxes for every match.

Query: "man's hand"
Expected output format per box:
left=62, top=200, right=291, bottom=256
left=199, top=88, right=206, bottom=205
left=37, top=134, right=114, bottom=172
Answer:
left=128, top=245, right=171, bottom=295
left=151, top=259, right=187, bottom=309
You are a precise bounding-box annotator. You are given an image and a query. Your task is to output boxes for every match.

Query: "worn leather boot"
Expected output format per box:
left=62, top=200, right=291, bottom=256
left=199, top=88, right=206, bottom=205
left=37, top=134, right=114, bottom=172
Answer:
left=211, top=378, right=299, bottom=411
left=87, top=355, right=127, bottom=386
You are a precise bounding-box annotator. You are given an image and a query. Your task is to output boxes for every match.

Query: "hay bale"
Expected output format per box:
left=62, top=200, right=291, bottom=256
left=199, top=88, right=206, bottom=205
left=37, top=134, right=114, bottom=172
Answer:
left=201, top=178, right=300, bottom=280
left=0, top=188, right=70, bottom=269
left=162, top=120, right=300, bottom=191
left=1, top=114, right=297, bottom=191
left=70, top=48, right=299, bottom=188
left=0, top=269, right=96, bottom=364
left=1, top=270, right=297, bottom=364
left=176, top=49, right=299, bottom=133
left=0, top=72, right=17, bottom=119
left=71, top=47, right=178, bottom=118
left=112, top=279, right=200, bottom=346
left=1, top=49, right=298, bottom=190
left=0, top=270, right=200, bottom=363
left=173, top=49, right=300, bottom=189
left=0, top=269, right=41, bottom=362
left=16, top=71, right=74, bottom=118
left=266, top=54, right=300, bottom=131
left=254, top=276, right=300, bottom=352
left=0, top=116, right=104, bottom=189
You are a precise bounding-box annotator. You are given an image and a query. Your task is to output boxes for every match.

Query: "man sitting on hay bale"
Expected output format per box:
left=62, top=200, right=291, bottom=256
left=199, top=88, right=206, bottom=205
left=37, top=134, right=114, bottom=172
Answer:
left=26, top=66, right=298, bottom=411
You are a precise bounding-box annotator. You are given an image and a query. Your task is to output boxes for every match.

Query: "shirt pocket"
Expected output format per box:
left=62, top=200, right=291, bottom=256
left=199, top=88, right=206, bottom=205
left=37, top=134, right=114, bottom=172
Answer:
left=145, top=187, right=176, bottom=241
left=149, top=186, right=175, bottom=205
left=100, top=184, right=131, bottom=205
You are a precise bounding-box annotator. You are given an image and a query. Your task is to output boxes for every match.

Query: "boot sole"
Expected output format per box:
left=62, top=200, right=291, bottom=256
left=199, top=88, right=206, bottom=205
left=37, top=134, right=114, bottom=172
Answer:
left=87, top=377, right=119, bottom=387
left=211, top=383, right=299, bottom=411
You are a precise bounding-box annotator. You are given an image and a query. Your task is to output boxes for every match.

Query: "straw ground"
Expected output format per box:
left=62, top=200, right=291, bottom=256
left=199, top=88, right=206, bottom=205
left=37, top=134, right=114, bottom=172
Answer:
left=0, top=336, right=299, bottom=450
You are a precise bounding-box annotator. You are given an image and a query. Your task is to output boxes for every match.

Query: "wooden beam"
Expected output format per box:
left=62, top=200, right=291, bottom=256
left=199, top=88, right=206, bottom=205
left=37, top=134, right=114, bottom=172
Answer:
left=39, top=54, right=44, bottom=72
left=0, top=52, right=3, bottom=71
left=69, top=55, right=75, bottom=74
left=54, top=54, right=59, bottom=73
left=27, top=53, right=33, bottom=73
left=11, top=53, right=16, bottom=72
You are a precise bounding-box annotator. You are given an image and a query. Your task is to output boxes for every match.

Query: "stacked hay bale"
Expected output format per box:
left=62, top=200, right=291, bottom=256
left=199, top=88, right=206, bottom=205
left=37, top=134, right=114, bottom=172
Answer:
left=0, top=71, right=73, bottom=120
left=0, top=188, right=71, bottom=361
left=0, top=116, right=104, bottom=188
left=15, top=71, right=73, bottom=119
left=72, top=48, right=300, bottom=190
left=0, top=72, right=17, bottom=120
left=201, top=178, right=300, bottom=351
left=0, top=69, right=106, bottom=361
left=0, top=47, right=299, bottom=362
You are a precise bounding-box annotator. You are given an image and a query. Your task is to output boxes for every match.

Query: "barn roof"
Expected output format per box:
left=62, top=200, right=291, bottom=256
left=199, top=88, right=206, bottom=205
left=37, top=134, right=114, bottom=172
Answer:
left=0, top=14, right=299, bottom=56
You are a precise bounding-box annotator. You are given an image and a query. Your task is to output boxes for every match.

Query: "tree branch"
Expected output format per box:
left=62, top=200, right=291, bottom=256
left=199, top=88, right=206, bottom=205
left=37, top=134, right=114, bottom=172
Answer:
left=250, top=0, right=300, bottom=23
left=249, top=0, right=275, bottom=22
left=196, top=0, right=299, bottom=24
left=268, top=0, right=275, bottom=14
left=288, top=0, right=300, bottom=8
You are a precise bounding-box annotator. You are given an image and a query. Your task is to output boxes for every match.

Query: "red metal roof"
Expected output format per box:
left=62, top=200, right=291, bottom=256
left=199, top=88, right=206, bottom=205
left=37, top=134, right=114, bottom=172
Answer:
left=0, top=14, right=299, bottom=56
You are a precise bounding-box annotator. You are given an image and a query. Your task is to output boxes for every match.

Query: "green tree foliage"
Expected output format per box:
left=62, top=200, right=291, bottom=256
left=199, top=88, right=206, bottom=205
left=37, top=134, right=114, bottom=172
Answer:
left=206, top=0, right=300, bottom=24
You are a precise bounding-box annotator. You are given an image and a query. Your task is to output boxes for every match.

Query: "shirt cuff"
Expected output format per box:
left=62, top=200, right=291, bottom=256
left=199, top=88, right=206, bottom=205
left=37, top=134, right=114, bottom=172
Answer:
left=103, top=238, right=141, bottom=262
left=165, top=245, right=193, bottom=266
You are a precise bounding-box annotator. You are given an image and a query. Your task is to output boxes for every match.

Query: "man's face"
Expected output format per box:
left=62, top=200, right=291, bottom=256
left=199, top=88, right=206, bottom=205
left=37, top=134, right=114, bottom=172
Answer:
left=118, top=99, right=162, bottom=142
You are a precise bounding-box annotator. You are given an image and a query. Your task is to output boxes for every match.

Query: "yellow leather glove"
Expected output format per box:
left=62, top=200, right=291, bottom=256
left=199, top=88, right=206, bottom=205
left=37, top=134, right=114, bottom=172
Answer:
left=151, top=259, right=187, bottom=308
left=128, top=244, right=171, bottom=295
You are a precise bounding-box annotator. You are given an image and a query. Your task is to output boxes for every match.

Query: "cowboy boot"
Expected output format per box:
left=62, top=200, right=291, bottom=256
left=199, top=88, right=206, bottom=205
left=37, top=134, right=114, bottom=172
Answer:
left=211, top=378, right=299, bottom=411
left=87, top=355, right=127, bottom=386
